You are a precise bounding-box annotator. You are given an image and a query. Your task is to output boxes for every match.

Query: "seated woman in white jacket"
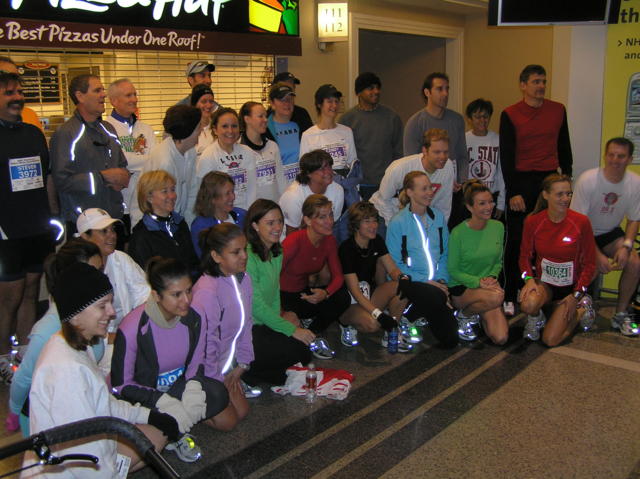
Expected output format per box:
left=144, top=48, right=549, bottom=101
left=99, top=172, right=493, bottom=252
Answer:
left=77, top=208, right=150, bottom=337
left=22, top=262, right=179, bottom=478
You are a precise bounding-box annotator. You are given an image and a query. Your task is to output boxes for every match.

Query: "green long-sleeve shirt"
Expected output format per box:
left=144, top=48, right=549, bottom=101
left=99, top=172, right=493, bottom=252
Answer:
left=246, top=246, right=296, bottom=336
left=448, top=219, right=504, bottom=288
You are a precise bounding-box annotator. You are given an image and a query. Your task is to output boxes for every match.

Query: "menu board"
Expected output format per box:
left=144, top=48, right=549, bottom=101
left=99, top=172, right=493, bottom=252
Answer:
left=17, top=62, right=61, bottom=104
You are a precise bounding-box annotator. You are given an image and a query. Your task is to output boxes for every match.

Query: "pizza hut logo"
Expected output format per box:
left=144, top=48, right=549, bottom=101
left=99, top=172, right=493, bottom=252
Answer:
left=604, top=192, right=619, bottom=205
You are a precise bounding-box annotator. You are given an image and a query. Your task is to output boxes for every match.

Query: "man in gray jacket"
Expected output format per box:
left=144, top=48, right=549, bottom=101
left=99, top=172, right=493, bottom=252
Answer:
left=50, top=74, right=130, bottom=234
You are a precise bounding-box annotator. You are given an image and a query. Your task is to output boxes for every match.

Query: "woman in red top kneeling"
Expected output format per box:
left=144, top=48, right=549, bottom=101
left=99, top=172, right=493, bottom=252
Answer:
left=518, top=174, right=597, bottom=347
left=280, top=194, right=350, bottom=360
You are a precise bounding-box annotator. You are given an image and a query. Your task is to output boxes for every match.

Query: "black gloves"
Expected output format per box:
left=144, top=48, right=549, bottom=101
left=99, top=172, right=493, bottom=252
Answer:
left=377, top=312, right=398, bottom=332
left=148, top=410, right=180, bottom=442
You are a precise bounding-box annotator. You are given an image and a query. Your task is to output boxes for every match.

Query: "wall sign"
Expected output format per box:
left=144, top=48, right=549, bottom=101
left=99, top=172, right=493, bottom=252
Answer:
left=17, top=62, right=61, bottom=103
left=1, top=0, right=300, bottom=54
left=317, top=2, right=348, bottom=42
left=0, top=17, right=300, bottom=55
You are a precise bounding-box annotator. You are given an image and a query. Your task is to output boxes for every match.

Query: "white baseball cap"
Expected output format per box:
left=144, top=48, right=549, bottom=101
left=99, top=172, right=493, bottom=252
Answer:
left=76, top=208, right=122, bottom=235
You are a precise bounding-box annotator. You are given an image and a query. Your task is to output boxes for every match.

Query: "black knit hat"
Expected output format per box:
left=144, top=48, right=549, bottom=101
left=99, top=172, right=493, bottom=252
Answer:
left=355, top=72, right=381, bottom=94
left=190, top=84, right=214, bottom=106
left=52, top=262, right=113, bottom=323
left=163, top=105, right=202, bottom=140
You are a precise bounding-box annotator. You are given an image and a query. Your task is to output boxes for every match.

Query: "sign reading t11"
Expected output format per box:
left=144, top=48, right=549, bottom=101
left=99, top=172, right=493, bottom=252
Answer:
left=317, top=2, right=348, bottom=42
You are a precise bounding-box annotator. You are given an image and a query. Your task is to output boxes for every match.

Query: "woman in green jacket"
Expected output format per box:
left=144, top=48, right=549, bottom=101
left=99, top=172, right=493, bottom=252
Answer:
left=243, top=199, right=314, bottom=386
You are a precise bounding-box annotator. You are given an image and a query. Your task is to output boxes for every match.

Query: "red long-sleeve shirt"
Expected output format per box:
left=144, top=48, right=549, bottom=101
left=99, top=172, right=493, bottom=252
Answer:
left=280, top=229, right=344, bottom=295
left=519, top=209, right=596, bottom=292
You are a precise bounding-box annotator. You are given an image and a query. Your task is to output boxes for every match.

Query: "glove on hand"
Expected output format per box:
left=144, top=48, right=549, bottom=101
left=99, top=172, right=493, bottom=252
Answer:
left=396, top=275, right=412, bottom=300
left=148, top=410, right=180, bottom=442
left=377, top=312, right=398, bottom=332
left=155, top=393, right=194, bottom=434
left=182, top=380, right=207, bottom=424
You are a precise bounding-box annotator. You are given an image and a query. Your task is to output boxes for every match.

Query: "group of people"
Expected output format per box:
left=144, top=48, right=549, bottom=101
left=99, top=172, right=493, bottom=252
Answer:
left=1, top=55, right=639, bottom=476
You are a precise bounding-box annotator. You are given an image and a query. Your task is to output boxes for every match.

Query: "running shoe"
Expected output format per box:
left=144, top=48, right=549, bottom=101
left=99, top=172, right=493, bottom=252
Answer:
left=523, top=310, right=546, bottom=341
left=456, top=310, right=480, bottom=341
left=578, top=294, right=596, bottom=332
left=339, top=324, right=359, bottom=347
left=413, top=317, right=429, bottom=327
left=381, top=331, right=413, bottom=353
left=0, top=354, right=16, bottom=385
left=166, top=434, right=202, bottom=463
left=503, top=301, right=515, bottom=316
left=611, top=311, right=640, bottom=337
left=241, top=380, right=263, bottom=399
left=309, top=337, right=336, bottom=360
left=399, top=317, right=423, bottom=343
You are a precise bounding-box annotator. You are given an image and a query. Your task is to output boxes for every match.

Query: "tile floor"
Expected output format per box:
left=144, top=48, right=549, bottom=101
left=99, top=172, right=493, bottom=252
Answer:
left=0, top=301, right=639, bottom=478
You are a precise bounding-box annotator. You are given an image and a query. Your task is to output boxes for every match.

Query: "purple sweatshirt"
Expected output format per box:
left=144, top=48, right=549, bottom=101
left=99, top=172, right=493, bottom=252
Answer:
left=191, top=273, right=254, bottom=381
left=111, top=303, right=206, bottom=406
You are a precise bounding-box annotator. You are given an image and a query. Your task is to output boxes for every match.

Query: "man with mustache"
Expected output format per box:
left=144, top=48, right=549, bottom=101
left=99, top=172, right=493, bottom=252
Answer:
left=499, top=64, right=573, bottom=313
left=0, top=71, right=55, bottom=383
left=50, top=74, right=130, bottom=243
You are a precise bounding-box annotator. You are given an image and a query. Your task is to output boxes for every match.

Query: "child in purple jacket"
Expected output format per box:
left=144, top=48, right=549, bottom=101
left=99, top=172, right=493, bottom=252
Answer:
left=192, top=223, right=254, bottom=432
left=111, top=257, right=229, bottom=462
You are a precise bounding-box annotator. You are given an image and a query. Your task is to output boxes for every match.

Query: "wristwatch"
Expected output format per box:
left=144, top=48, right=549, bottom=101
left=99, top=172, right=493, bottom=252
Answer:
left=622, top=239, right=634, bottom=251
left=573, top=290, right=584, bottom=301
left=238, top=363, right=250, bottom=371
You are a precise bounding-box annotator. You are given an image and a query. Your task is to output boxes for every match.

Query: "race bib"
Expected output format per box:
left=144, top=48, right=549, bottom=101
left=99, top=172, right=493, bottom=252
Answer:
left=115, top=453, right=131, bottom=478
left=9, top=156, right=44, bottom=192
left=256, top=160, right=276, bottom=186
left=283, top=163, right=299, bottom=183
left=350, top=281, right=371, bottom=304
left=156, top=366, right=185, bottom=392
left=323, top=142, right=348, bottom=170
left=540, top=258, right=574, bottom=287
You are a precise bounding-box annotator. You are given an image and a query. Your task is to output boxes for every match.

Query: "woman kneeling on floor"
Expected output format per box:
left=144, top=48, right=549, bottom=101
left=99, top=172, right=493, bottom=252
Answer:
left=385, top=171, right=459, bottom=349
left=191, top=223, right=255, bottom=430
left=111, top=257, right=229, bottom=463
left=338, top=201, right=410, bottom=351
left=244, top=199, right=314, bottom=386
left=519, top=174, right=597, bottom=346
left=24, top=263, right=180, bottom=477
left=448, top=180, right=508, bottom=344
left=280, top=194, right=351, bottom=360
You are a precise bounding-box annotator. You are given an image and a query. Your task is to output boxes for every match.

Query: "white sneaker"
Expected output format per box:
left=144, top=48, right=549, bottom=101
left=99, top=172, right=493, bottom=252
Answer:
left=611, top=311, right=640, bottom=337
left=578, top=294, right=596, bottom=332
left=523, top=310, right=546, bottom=341
left=339, top=324, right=359, bottom=347
left=503, top=301, right=515, bottom=316
left=456, top=310, right=480, bottom=341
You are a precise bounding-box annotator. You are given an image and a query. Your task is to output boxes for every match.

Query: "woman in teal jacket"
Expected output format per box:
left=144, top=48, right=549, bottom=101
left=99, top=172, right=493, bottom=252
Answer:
left=385, top=171, right=458, bottom=348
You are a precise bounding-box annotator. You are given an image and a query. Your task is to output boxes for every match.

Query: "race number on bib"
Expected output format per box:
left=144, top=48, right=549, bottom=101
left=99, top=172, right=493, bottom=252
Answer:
left=9, top=156, right=44, bottom=192
left=540, top=258, right=574, bottom=287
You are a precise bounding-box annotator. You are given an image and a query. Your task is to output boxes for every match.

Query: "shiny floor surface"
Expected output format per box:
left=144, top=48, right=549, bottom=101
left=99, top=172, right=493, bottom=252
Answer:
left=1, top=301, right=639, bottom=479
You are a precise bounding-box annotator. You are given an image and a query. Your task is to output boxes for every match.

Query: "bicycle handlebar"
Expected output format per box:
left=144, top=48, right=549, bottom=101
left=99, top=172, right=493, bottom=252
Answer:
left=0, top=417, right=179, bottom=479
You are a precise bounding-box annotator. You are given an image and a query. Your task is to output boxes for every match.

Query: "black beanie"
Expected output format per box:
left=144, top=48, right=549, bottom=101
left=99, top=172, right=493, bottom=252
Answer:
left=52, top=262, right=113, bottom=323
left=163, top=105, right=202, bottom=140
left=190, top=84, right=214, bottom=106
left=355, top=72, right=381, bottom=94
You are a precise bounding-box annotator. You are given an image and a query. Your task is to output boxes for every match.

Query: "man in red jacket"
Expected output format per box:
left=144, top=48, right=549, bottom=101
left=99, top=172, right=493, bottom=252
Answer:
left=499, top=64, right=573, bottom=311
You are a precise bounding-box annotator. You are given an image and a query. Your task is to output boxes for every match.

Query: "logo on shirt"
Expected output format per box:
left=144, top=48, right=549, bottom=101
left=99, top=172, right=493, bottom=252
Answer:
left=470, top=160, right=492, bottom=181
left=432, top=183, right=442, bottom=195
left=603, top=192, right=619, bottom=205
left=221, top=154, right=243, bottom=168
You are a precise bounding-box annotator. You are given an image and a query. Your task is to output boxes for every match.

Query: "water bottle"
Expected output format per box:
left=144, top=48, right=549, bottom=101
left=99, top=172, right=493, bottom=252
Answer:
left=305, top=363, right=317, bottom=403
left=387, top=327, right=399, bottom=354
